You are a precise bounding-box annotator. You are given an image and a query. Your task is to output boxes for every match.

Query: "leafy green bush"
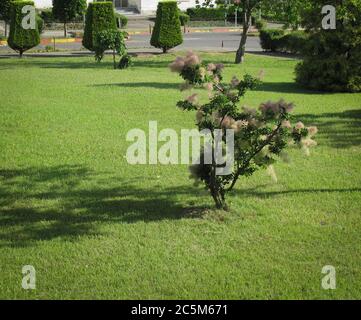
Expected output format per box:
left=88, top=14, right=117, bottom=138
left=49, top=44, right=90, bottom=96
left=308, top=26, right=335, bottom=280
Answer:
left=179, top=11, right=190, bottom=26
left=259, top=29, right=284, bottom=52
left=295, top=0, right=361, bottom=93
left=186, top=7, right=226, bottom=21
left=8, top=1, right=40, bottom=57
left=83, top=1, right=117, bottom=51
left=254, top=19, right=266, bottom=31
left=150, top=1, right=183, bottom=53
left=39, top=9, right=54, bottom=23
left=118, top=54, right=132, bottom=69
left=0, top=0, right=14, bottom=23
left=36, top=14, right=44, bottom=34
left=296, top=34, right=361, bottom=92
left=115, top=13, right=128, bottom=28
left=260, top=29, right=308, bottom=54
left=94, top=29, right=126, bottom=69
left=279, top=31, right=308, bottom=54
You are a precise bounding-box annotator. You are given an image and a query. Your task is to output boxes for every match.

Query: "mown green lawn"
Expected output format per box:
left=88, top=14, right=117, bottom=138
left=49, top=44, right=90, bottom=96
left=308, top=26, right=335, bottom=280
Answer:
left=0, top=52, right=360, bottom=299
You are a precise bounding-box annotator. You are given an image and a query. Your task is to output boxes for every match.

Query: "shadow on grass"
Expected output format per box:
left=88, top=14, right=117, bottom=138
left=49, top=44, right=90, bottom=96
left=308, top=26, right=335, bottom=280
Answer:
left=296, top=109, right=361, bottom=148
left=232, top=184, right=361, bottom=198
left=255, top=82, right=326, bottom=95
left=1, top=160, right=361, bottom=247
left=92, top=82, right=180, bottom=90
left=0, top=165, right=208, bottom=247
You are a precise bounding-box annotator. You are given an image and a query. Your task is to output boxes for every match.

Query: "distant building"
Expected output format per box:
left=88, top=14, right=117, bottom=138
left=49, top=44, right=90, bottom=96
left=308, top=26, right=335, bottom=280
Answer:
left=33, top=0, right=198, bottom=15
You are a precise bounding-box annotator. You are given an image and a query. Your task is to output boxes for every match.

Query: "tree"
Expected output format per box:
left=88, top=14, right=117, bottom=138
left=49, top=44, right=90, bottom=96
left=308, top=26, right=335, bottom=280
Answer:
left=52, top=0, right=86, bottom=37
left=234, top=0, right=261, bottom=64
left=170, top=52, right=317, bottom=209
left=234, top=0, right=310, bottom=63
left=150, top=1, right=183, bottom=53
left=82, top=1, right=117, bottom=51
left=0, top=0, right=13, bottom=36
left=94, top=29, right=126, bottom=69
left=8, top=1, right=40, bottom=57
left=296, top=0, right=361, bottom=92
left=260, top=0, right=310, bottom=30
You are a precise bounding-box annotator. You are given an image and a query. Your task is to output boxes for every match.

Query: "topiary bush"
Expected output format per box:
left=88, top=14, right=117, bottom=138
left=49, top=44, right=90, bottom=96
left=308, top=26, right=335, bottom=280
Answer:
left=150, top=1, right=183, bottom=53
left=259, top=29, right=285, bottom=52
left=83, top=1, right=117, bottom=51
left=8, top=1, right=40, bottom=57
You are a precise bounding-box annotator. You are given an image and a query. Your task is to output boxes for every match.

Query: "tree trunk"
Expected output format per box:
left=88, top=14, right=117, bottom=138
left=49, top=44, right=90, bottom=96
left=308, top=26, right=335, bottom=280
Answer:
left=113, top=50, right=117, bottom=69
left=4, top=22, right=7, bottom=37
left=64, top=22, right=67, bottom=38
left=162, top=47, right=167, bottom=53
left=235, top=8, right=251, bottom=64
left=210, top=188, right=228, bottom=210
left=19, top=50, right=23, bottom=58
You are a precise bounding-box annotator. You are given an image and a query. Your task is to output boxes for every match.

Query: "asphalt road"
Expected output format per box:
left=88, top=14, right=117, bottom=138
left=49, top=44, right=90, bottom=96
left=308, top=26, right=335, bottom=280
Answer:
left=0, top=32, right=262, bottom=54
left=127, top=32, right=262, bottom=52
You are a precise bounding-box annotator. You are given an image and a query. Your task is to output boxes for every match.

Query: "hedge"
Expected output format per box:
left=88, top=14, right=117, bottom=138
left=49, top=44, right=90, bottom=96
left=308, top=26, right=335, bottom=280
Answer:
left=8, top=1, right=40, bottom=57
left=278, top=31, right=308, bottom=54
left=186, top=8, right=226, bottom=21
left=150, top=1, right=183, bottom=53
left=259, top=29, right=308, bottom=54
left=83, top=1, right=117, bottom=51
left=259, top=29, right=285, bottom=52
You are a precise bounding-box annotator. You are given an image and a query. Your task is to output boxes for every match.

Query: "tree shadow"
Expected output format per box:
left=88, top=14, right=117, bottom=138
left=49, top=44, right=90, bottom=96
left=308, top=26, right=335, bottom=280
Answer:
left=91, top=82, right=180, bottom=90
left=296, top=109, right=361, bottom=148
left=255, top=81, right=326, bottom=95
left=0, top=165, right=208, bottom=248
left=232, top=184, right=361, bottom=198
left=247, top=50, right=301, bottom=60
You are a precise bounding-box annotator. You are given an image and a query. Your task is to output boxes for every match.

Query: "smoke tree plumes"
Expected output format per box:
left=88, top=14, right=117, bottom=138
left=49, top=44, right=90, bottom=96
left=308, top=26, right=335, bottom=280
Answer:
left=170, top=52, right=318, bottom=210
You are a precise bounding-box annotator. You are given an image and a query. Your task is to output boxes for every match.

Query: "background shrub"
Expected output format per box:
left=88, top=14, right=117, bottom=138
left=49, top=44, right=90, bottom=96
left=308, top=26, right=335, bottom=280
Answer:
left=186, top=7, right=226, bottom=21
left=259, top=29, right=284, bottom=52
left=296, top=34, right=361, bottom=93
left=36, top=14, right=44, bottom=34
left=115, top=13, right=128, bottom=28
left=260, top=29, right=308, bottom=54
left=83, top=1, right=117, bottom=51
left=39, top=9, right=54, bottom=23
left=8, top=1, right=40, bottom=57
left=279, top=31, right=308, bottom=54
left=254, top=19, right=266, bottom=31
left=179, top=11, right=190, bottom=26
left=150, top=1, right=183, bottom=53
left=94, top=29, right=125, bottom=68
left=295, top=0, right=361, bottom=93
left=118, top=54, right=132, bottom=69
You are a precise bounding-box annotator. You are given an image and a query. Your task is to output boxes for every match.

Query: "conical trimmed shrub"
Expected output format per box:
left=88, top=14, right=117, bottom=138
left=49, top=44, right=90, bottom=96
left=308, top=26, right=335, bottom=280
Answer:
left=150, top=1, right=183, bottom=53
left=83, top=1, right=117, bottom=51
left=8, top=1, right=40, bottom=57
